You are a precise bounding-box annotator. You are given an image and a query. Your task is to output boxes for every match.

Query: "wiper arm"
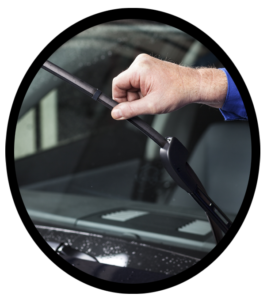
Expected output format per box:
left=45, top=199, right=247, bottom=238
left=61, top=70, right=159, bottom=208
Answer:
left=42, top=61, right=232, bottom=243
left=160, top=137, right=231, bottom=237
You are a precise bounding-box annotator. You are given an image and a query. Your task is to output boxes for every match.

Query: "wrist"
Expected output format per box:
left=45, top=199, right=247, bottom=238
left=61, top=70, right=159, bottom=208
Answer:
left=195, top=68, right=228, bottom=108
left=176, top=65, right=201, bottom=105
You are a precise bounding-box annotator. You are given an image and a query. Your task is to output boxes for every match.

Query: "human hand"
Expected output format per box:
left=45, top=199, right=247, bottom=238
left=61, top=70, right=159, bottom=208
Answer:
left=111, top=54, right=227, bottom=120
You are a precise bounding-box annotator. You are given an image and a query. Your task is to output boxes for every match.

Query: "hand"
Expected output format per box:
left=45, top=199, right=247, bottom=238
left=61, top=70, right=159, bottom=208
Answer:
left=111, top=54, right=227, bottom=120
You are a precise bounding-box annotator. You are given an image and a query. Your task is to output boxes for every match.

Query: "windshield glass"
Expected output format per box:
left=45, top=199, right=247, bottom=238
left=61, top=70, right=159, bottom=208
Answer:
left=14, top=20, right=251, bottom=265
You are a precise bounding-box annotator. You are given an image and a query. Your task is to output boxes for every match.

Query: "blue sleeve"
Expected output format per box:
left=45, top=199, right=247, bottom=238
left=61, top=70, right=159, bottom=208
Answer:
left=218, top=68, right=248, bottom=121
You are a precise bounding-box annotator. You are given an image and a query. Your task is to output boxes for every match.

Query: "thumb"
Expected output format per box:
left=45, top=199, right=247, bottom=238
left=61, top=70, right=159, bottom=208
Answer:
left=111, top=95, right=156, bottom=120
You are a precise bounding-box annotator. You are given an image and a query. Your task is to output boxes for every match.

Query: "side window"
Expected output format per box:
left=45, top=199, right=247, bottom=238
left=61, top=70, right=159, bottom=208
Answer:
left=14, top=107, right=36, bottom=159
left=40, top=89, right=58, bottom=150
left=14, top=89, right=58, bottom=160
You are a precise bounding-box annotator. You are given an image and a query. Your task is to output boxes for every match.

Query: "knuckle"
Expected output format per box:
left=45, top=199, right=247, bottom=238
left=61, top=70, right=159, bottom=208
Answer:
left=112, top=76, right=118, bottom=84
left=135, top=53, right=151, bottom=65
left=112, top=78, right=117, bottom=89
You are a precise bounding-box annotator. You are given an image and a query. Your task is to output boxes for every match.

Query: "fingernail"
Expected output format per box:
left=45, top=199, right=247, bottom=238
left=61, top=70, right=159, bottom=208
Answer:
left=112, top=108, right=125, bottom=120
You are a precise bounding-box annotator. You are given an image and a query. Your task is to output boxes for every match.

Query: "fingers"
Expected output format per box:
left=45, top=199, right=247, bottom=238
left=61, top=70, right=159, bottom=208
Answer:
left=126, top=91, right=140, bottom=102
left=111, top=94, right=157, bottom=120
left=112, top=68, right=140, bottom=103
left=111, top=54, right=162, bottom=119
left=112, top=54, right=154, bottom=103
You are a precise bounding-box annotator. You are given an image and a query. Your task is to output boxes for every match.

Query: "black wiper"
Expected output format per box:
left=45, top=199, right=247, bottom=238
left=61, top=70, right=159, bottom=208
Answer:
left=47, top=241, right=98, bottom=262
left=42, top=60, right=232, bottom=243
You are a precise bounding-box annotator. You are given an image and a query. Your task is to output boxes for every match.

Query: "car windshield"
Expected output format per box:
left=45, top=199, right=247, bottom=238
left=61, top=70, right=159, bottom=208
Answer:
left=14, top=20, right=251, bottom=264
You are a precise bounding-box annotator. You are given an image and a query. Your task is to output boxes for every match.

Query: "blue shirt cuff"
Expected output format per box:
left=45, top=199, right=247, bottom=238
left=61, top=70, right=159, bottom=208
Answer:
left=219, top=68, right=248, bottom=121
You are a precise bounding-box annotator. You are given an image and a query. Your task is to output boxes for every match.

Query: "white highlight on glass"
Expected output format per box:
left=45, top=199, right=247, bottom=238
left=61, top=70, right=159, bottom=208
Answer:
left=96, top=254, right=129, bottom=267
left=102, top=210, right=149, bottom=222
left=14, top=109, right=36, bottom=159
left=40, top=89, right=58, bottom=150
left=178, top=220, right=211, bottom=235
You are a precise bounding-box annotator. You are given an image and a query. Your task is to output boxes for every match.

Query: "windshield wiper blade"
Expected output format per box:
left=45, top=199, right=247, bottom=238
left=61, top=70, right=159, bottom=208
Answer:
left=42, top=61, right=232, bottom=243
